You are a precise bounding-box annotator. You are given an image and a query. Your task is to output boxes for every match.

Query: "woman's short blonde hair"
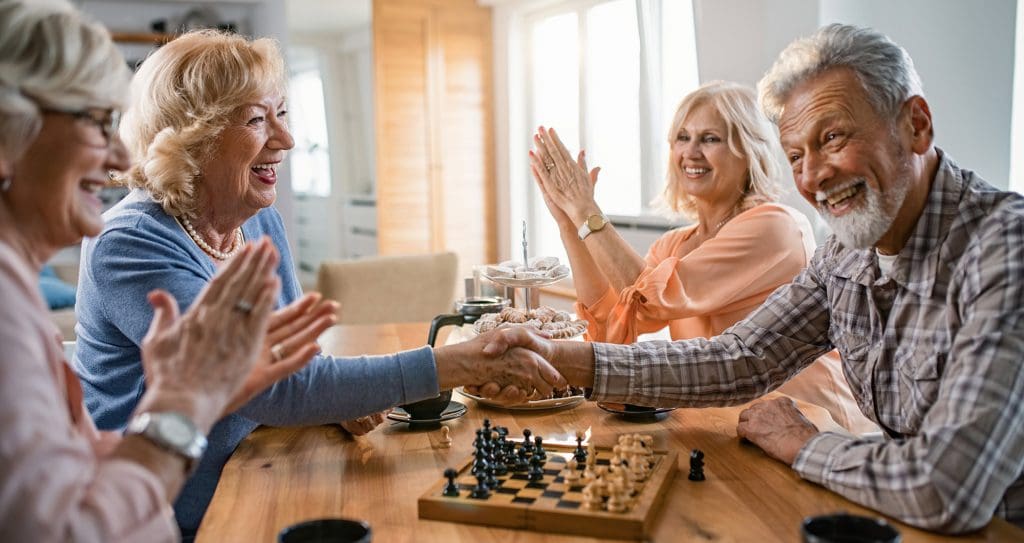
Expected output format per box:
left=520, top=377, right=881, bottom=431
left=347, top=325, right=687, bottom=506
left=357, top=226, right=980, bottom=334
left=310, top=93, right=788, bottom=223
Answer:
left=118, top=30, right=286, bottom=218
left=656, top=81, right=786, bottom=220
left=0, top=0, right=130, bottom=164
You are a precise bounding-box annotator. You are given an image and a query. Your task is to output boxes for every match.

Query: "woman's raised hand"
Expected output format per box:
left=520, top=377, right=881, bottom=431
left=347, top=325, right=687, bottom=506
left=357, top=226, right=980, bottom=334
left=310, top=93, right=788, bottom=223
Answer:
left=139, top=237, right=282, bottom=432
left=222, top=292, right=339, bottom=414
left=529, top=126, right=601, bottom=226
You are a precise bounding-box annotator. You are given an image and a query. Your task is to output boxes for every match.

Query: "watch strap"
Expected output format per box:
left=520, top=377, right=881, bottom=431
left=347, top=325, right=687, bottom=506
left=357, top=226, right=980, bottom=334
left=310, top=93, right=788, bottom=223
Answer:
left=126, top=411, right=207, bottom=472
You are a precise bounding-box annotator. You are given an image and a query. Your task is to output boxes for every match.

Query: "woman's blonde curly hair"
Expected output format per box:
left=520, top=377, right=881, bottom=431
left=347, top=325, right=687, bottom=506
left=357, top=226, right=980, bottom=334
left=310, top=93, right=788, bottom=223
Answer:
left=655, top=81, right=787, bottom=220
left=117, top=29, right=285, bottom=218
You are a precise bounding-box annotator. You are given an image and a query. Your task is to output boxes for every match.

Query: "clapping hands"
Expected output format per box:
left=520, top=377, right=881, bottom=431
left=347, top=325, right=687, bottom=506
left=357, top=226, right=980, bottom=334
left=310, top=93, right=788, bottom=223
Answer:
left=529, top=126, right=601, bottom=229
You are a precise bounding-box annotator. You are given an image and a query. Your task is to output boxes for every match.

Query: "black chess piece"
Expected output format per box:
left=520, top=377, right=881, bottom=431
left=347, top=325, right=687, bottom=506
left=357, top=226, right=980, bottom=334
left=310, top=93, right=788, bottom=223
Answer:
left=472, top=448, right=488, bottom=476
left=485, top=463, right=500, bottom=489
left=574, top=434, right=587, bottom=464
left=688, top=449, right=705, bottom=482
left=470, top=471, right=490, bottom=499
left=533, top=436, right=547, bottom=461
left=514, top=445, right=530, bottom=472
left=522, top=429, right=534, bottom=453
left=493, top=444, right=508, bottom=475
left=503, top=441, right=518, bottom=472
left=482, top=418, right=491, bottom=434
left=443, top=468, right=459, bottom=497
left=528, top=452, right=544, bottom=482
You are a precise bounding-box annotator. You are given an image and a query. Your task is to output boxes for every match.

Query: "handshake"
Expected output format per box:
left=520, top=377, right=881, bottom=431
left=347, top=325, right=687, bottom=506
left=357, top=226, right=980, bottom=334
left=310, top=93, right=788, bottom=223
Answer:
left=432, top=326, right=591, bottom=404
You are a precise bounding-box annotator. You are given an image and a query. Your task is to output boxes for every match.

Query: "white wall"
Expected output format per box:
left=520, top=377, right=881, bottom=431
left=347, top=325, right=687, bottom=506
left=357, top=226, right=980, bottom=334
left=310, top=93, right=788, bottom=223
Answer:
left=692, top=0, right=819, bottom=86
left=819, top=0, right=1016, bottom=189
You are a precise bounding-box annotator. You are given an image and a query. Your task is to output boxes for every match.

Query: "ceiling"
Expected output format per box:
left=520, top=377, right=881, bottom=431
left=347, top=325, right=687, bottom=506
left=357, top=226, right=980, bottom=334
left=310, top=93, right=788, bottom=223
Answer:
left=286, top=0, right=370, bottom=35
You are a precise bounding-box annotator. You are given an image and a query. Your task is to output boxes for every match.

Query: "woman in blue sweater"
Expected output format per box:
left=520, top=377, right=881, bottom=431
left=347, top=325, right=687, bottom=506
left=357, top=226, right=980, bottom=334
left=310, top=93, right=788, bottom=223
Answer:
left=75, top=30, right=565, bottom=539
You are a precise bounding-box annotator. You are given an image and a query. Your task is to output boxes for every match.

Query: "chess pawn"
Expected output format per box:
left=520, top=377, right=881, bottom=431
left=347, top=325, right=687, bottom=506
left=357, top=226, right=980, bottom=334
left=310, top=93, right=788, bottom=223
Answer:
left=442, top=467, right=460, bottom=497
left=606, top=481, right=628, bottom=513
left=514, top=446, right=530, bottom=472
left=470, top=471, right=490, bottom=499
left=522, top=429, right=534, bottom=453
left=438, top=426, right=452, bottom=448
left=586, top=443, right=597, bottom=469
left=533, top=436, right=546, bottom=461
left=564, top=458, right=581, bottom=484
left=581, top=482, right=604, bottom=511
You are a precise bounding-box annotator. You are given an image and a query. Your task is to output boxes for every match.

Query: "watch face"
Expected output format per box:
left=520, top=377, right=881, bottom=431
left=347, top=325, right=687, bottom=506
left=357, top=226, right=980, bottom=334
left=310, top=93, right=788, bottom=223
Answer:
left=588, top=215, right=607, bottom=230
left=158, top=415, right=194, bottom=448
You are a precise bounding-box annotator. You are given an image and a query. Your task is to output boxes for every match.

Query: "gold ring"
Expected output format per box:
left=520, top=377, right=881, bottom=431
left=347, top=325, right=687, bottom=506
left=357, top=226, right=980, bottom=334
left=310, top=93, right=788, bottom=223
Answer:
left=544, top=161, right=555, bottom=171
left=271, top=343, right=285, bottom=362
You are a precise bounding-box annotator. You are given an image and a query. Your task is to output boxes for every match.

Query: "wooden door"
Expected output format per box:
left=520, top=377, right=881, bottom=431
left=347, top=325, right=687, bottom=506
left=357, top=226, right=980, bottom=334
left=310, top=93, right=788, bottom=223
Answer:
left=373, top=0, right=495, bottom=273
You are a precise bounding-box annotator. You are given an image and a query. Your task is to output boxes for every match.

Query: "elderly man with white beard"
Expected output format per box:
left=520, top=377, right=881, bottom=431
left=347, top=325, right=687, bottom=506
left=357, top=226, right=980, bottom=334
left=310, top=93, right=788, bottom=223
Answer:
left=474, top=24, right=1024, bottom=534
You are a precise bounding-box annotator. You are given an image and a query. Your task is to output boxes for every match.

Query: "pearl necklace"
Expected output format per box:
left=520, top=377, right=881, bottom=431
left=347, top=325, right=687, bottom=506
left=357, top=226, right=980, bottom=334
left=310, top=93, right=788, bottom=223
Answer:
left=179, top=216, right=243, bottom=260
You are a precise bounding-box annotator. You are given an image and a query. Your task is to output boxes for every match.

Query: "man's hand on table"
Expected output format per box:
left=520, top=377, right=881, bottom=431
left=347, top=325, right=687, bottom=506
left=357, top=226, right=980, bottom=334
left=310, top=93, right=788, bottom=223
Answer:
left=737, top=397, right=820, bottom=465
left=434, top=327, right=567, bottom=404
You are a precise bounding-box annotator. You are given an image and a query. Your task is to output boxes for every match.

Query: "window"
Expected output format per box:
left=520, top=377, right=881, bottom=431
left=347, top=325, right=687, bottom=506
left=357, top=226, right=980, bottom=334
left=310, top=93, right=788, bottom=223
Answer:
left=288, top=50, right=332, bottom=197
left=515, top=0, right=699, bottom=262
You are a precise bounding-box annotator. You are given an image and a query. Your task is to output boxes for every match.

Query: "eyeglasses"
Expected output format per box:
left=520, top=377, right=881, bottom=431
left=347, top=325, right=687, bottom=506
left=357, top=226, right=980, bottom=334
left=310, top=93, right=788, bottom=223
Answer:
left=42, top=108, right=121, bottom=148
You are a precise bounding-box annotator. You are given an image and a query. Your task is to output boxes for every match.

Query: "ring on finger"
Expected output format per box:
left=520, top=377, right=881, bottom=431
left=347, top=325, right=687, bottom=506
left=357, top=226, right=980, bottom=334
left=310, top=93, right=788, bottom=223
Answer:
left=271, top=343, right=286, bottom=362
left=234, top=300, right=254, bottom=314
left=544, top=161, right=555, bottom=171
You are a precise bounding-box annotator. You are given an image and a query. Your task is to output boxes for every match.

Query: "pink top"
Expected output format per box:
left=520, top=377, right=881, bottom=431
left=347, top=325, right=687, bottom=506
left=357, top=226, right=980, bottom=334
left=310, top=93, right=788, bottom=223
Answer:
left=0, top=241, right=177, bottom=541
left=576, top=204, right=876, bottom=433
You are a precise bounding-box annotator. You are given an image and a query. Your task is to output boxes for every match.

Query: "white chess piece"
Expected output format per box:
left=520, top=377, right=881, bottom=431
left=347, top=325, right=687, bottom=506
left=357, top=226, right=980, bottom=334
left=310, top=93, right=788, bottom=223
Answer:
left=439, top=426, right=452, bottom=448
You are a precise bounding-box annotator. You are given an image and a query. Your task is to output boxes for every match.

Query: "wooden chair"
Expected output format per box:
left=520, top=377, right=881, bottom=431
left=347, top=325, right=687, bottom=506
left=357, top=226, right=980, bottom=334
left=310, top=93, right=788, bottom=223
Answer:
left=316, top=252, right=459, bottom=325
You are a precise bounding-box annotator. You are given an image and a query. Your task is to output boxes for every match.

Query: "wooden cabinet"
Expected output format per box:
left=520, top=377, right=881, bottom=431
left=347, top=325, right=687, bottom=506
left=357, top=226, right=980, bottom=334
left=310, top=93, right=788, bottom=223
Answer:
left=372, top=0, right=496, bottom=274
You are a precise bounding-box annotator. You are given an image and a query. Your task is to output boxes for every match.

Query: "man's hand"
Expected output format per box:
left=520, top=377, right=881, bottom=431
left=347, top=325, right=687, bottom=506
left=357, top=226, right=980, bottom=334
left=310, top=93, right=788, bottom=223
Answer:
left=736, top=397, right=820, bottom=465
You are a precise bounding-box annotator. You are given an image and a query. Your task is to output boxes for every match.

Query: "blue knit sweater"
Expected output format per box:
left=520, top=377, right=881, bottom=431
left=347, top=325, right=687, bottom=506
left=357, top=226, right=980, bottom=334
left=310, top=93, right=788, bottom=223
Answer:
left=75, top=190, right=439, bottom=537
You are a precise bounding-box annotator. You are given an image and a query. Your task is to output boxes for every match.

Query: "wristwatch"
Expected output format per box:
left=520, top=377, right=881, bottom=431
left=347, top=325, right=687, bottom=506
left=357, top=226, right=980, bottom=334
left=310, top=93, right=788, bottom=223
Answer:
left=126, top=411, right=207, bottom=472
left=577, top=213, right=609, bottom=241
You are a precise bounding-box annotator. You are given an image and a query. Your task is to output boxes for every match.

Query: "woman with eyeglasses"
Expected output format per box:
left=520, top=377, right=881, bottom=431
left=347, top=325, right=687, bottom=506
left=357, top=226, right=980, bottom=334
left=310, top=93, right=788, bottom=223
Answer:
left=0, top=1, right=323, bottom=539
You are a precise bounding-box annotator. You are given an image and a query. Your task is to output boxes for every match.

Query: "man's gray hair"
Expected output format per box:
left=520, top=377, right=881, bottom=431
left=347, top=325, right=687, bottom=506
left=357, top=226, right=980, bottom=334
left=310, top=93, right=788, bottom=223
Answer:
left=758, top=24, right=924, bottom=124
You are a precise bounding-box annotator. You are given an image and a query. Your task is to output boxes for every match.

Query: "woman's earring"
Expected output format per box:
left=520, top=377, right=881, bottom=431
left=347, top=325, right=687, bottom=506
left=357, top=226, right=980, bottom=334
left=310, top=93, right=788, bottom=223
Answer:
left=0, top=178, right=10, bottom=192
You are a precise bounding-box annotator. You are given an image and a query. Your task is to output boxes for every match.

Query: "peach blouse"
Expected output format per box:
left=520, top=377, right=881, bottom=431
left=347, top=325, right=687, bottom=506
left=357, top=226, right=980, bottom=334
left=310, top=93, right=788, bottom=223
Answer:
left=0, top=241, right=177, bottom=541
left=576, top=204, right=876, bottom=433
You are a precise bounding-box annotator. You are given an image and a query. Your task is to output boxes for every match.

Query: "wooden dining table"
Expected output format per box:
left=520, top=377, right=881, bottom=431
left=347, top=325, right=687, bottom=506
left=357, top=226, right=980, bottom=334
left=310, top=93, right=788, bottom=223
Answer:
left=196, top=322, right=1023, bottom=542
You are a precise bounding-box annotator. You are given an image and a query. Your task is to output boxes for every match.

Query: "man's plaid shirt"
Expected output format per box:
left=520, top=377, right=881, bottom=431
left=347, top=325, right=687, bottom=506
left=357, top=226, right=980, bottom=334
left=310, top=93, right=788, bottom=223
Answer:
left=590, top=150, right=1024, bottom=533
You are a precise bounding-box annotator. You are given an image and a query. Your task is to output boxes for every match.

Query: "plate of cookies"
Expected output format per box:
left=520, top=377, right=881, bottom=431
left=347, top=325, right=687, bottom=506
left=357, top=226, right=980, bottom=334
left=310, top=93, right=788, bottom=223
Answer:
left=472, top=306, right=588, bottom=339
left=456, top=385, right=586, bottom=411
left=482, top=256, right=570, bottom=287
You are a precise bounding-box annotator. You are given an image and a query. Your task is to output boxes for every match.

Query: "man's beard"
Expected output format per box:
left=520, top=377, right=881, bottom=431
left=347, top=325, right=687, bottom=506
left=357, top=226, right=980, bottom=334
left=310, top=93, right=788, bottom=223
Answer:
left=818, top=170, right=911, bottom=250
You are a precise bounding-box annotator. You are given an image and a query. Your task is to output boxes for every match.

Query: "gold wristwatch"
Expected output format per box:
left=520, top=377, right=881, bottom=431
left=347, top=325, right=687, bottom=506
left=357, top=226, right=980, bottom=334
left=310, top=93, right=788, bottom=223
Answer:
left=577, top=213, right=609, bottom=241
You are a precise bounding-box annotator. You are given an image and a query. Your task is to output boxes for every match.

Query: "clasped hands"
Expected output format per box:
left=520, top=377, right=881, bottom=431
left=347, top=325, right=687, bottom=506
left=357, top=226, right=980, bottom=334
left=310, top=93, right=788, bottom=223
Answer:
left=439, top=326, right=567, bottom=405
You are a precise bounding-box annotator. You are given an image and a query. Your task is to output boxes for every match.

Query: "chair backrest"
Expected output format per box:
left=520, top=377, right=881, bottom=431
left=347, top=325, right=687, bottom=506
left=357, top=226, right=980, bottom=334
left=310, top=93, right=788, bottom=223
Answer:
left=316, top=252, right=459, bottom=325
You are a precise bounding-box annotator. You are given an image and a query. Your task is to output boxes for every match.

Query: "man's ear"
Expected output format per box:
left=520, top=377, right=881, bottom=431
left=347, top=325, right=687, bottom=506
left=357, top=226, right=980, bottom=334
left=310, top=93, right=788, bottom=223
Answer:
left=903, top=95, right=933, bottom=155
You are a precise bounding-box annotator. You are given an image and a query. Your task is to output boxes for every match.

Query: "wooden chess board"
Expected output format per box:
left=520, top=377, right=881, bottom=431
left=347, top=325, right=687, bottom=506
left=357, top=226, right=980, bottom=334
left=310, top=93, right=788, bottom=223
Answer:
left=418, top=442, right=678, bottom=539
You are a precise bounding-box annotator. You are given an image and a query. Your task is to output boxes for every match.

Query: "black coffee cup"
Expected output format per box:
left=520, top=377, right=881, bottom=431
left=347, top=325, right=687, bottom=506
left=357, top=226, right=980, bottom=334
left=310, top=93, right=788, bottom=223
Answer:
left=400, top=389, right=453, bottom=420
left=278, top=518, right=371, bottom=543
left=801, top=513, right=900, bottom=543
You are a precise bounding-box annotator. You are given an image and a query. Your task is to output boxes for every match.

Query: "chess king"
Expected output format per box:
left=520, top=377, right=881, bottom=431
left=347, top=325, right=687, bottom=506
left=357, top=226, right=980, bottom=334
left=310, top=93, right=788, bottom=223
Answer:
left=475, top=22, right=1024, bottom=534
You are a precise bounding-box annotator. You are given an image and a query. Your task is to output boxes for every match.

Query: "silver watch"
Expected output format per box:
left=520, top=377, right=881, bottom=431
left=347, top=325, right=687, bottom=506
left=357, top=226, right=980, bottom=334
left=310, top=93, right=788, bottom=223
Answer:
left=126, top=412, right=207, bottom=471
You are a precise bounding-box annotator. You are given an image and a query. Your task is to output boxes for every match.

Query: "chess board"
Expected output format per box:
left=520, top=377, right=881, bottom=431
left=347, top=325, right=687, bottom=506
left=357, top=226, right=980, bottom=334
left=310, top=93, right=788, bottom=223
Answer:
left=418, top=442, right=677, bottom=539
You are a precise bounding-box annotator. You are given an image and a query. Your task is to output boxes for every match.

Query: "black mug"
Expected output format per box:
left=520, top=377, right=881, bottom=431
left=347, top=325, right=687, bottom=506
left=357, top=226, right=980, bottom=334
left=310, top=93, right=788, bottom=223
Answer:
left=278, top=518, right=372, bottom=543
left=400, top=389, right=453, bottom=420
left=801, top=513, right=900, bottom=543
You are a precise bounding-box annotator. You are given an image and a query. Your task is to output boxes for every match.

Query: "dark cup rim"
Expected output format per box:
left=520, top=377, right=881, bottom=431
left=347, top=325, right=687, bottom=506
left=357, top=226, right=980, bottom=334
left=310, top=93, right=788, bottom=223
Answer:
left=801, top=513, right=900, bottom=543
left=278, top=518, right=371, bottom=543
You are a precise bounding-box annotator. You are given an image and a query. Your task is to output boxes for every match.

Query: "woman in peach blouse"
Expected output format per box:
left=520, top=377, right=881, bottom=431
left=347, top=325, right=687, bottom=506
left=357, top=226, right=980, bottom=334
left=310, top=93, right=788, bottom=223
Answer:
left=530, top=81, right=874, bottom=433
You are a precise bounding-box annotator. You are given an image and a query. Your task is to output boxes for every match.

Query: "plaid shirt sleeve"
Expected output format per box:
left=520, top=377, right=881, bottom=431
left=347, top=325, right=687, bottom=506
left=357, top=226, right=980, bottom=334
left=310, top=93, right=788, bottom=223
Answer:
left=590, top=260, right=833, bottom=406
left=793, top=216, right=1024, bottom=534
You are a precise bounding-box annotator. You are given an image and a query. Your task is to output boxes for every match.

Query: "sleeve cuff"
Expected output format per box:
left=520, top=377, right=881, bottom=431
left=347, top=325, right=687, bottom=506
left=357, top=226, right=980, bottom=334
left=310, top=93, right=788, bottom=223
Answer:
left=791, top=431, right=852, bottom=485
left=588, top=342, right=639, bottom=403
left=396, top=346, right=441, bottom=404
